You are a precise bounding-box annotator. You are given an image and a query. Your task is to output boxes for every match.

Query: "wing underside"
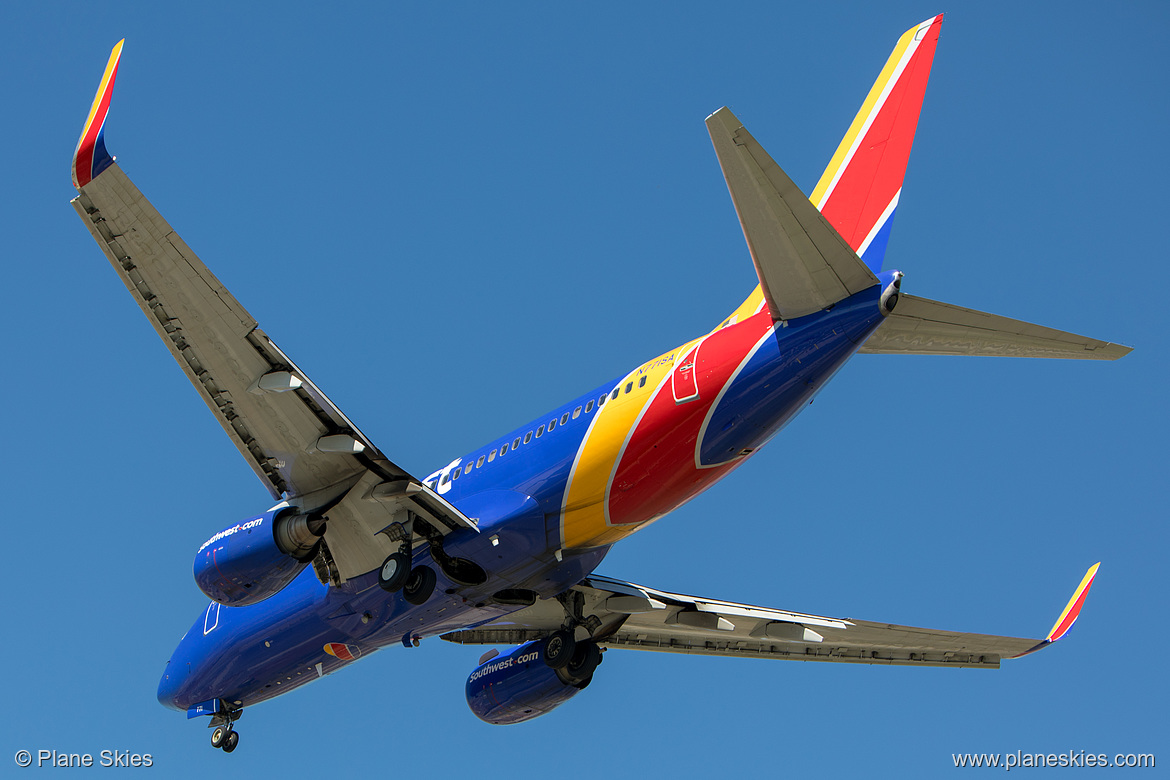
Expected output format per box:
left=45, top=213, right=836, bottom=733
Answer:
left=443, top=567, right=1100, bottom=669
left=70, top=44, right=476, bottom=583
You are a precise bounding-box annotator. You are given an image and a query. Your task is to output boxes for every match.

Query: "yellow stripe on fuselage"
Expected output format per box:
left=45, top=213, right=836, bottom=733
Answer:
left=560, top=340, right=697, bottom=549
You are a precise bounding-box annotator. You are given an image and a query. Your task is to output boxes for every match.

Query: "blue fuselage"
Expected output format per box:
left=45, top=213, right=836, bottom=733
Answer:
left=157, top=281, right=890, bottom=713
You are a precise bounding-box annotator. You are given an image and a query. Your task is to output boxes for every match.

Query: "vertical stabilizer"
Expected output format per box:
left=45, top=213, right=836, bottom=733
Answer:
left=810, top=15, right=943, bottom=272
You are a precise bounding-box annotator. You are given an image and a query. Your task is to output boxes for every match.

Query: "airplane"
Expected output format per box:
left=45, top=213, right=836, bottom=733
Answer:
left=70, top=16, right=1126, bottom=753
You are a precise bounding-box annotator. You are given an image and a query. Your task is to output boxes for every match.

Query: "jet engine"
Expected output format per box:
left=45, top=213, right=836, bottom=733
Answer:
left=193, top=507, right=324, bottom=606
left=466, top=637, right=602, bottom=725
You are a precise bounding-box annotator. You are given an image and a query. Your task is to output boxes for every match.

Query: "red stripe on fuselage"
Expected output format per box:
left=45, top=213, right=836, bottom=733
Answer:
left=608, top=311, right=773, bottom=526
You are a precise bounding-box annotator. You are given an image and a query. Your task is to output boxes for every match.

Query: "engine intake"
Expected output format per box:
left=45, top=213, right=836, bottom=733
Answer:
left=193, top=507, right=325, bottom=606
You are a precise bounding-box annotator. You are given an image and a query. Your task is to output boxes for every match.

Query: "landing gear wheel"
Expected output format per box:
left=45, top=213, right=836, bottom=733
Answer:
left=222, top=731, right=239, bottom=753
left=567, top=641, right=601, bottom=680
left=210, top=726, right=229, bottom=749
left=542, top=630, right=577, bottom=670
left=403, top=565, right=437, bottom=605
left=378, top=552, right=411, bottom=592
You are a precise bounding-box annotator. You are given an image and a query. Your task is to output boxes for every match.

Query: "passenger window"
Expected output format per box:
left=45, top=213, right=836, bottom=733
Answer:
left=625, top=382, right=633, bottom=394
left=441, top=473, right=451, bottom=485
left=561, top=412, right=570, bottom=425
left=573, top=406, right=582, bottom=418
left=426, top=479, right=438, bottom=490
left=548, top=418, right=557, bottom=432
left=500, top=443, right=509, bottom=456
left=586, top=400, right=595, bottom=412
left=476, top=455, right=485, bottom=468
left=487, top=449, right=497, bottom=463
left=513, top=437, right=522, bottom=449
left=524, top=432, right=532, bottom=444
left=610, top=388, right=619, bottom=401
left=465, top=461, right=474, bottom=473
left=536, top=425, right=545, bottom=438
left=452, top=467, right=461, bottom=480
left=598, top=394, right=606, bottom=407
left=638, top=376, right=647, bottom=388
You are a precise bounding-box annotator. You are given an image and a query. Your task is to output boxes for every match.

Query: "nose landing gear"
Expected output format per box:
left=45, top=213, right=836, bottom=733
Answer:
left=208, top=708, right=242, bottom=754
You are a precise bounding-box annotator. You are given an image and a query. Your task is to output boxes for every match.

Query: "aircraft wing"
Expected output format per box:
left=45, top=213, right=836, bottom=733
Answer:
left=442, top=565, right=1099, bottom=669
left=70, top=42, right=475, bottom=583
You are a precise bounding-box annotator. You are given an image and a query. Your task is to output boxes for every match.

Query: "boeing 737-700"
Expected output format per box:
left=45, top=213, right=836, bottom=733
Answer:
left=69, top=16, right=1124, bottom=752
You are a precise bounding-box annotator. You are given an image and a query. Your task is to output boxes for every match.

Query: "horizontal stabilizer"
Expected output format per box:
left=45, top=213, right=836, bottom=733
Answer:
left=861, top=295, right=1132, bottom=360
left=706, top=107, right=878, bottom=321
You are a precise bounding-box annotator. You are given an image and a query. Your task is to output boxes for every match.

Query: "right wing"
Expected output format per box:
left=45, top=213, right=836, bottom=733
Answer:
left=70, top=42, right=476, bottom=582
left=443, top=565, right=1100, bottom=669
left=861, top=294, right=1133, bottom=359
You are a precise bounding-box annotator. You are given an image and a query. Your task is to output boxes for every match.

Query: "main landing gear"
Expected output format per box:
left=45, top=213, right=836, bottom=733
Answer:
left=377, top=516, right=485, bottom=604
left=542, top=629, right=603, bottom=688
left=377, top=538, right=437, bottom=605
left=542, top=590, right=604, bottom=688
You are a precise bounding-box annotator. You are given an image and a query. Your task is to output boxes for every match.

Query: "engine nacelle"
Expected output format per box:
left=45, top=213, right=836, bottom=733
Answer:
left=465, top=640, right=592, bottom=725
left=193, top=507, right=324, bottom=606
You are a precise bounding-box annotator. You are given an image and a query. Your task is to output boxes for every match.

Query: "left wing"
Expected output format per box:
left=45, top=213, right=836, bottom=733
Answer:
left=443, top=565, right=1100, bottom=669
left=71, top=42, right=476, bottom=583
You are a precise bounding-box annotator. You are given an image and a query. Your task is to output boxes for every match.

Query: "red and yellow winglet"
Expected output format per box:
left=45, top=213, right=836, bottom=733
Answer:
left=1045, top=562, right=1100, bottom=643
left=1013, top=562, right=1100, bottom=657
left=71, top=39, right=124, bottom=189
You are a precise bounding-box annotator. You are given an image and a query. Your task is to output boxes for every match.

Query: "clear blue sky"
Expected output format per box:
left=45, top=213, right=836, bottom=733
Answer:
left=3, top=1, right=1165, bottom=775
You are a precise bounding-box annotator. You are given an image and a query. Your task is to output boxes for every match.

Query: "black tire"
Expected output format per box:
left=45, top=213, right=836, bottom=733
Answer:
left=210, top=726, right=228, bottom=749
left=567, top=642, right=601, bottom=679
left=542, top=630, right=576, bottom=670
left=222, top=731, right=239, bottom=753
left=377, top=552, right=411, bottom=592
left=403, top=565, right=437, bottom=605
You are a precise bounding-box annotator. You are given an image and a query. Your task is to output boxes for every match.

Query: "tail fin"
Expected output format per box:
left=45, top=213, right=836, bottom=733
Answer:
left=810, top=15, right=943, bottom=272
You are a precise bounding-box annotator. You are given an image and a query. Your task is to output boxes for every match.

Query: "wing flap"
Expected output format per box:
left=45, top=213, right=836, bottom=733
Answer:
left=706, top=107, right=879, bottom=321
left=861, top=294, right=1132, bottom=359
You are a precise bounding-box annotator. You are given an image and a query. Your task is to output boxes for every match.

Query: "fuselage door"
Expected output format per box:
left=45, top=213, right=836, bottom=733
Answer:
left=672, top=340, right=704, bottom=404
left=203, top=602, right=220, bottom=635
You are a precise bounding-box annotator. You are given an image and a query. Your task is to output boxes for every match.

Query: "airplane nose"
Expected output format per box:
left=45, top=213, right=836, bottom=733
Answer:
left=156, top=660, right=187, bottom=711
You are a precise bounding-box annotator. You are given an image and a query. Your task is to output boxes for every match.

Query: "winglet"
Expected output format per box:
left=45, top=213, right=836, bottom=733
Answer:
left=72, top=39, right=124, bottom=189
left=1012, top=562, right=1100, bottom=658
left=1045, top=562, right=1100, bottom=643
